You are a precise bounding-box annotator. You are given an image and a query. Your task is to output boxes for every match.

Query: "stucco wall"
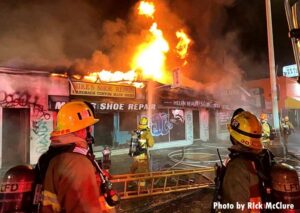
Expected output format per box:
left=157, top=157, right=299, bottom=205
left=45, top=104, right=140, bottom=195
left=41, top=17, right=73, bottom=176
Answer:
left=199, top=108, right=209, bottom=142
left=0, top=73, right=68, bottom=165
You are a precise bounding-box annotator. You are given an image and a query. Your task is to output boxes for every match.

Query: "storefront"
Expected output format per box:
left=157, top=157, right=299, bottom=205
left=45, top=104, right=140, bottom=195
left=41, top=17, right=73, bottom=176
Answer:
left=64, top=81, right=196, bottom=154
left=49, top=81, right=224, bottom=154
left=0, top=69, right=69, bottom=167
left=161, top=99, right=221, bottom=143
left=246, top=76, right=300, bottom=127
left=0, top=68, right=226, bottom=169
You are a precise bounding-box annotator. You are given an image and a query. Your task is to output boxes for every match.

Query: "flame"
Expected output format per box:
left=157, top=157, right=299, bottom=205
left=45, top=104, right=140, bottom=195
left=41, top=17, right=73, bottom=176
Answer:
left=176, top=30, right=191, bottom=59
left=87, top=70, right=137, bottom=82
left=98, top=70, right=136, bottom=82
left=81, top=0, right=191, bottom=87
left=50, top=73, right=68, bottom=78
left=138, top=1, right=155, bottom=18
left=83, top=73, right=98, bottom=82
left=131, top=23, right=169, bottom=82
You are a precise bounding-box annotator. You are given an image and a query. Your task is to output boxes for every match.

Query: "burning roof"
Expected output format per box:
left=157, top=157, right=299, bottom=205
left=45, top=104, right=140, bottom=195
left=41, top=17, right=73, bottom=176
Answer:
left=0, top=0, right=246, bottom=103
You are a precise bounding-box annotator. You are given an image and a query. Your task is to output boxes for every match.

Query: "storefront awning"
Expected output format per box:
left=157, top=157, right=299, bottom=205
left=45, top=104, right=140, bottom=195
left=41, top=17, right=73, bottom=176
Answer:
left=285, top=97, right=300, bottom=109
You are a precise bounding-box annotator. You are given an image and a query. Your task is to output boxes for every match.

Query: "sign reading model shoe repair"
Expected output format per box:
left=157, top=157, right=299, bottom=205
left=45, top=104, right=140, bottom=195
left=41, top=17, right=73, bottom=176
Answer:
left=70, top=81, right=136, bottom=98
left=93, top=102, right=156, bottom=112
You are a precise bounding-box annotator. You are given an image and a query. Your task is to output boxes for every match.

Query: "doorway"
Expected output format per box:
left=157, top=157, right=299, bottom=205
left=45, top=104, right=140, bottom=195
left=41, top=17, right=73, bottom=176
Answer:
left=2, top=108, right=30, bottom=168
left=94, top=112, right=114, bottom=147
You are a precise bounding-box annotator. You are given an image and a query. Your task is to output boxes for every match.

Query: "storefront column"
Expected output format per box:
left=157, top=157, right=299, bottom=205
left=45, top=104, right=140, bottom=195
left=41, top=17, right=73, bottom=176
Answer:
left=185, top=109, right=193, bottom=143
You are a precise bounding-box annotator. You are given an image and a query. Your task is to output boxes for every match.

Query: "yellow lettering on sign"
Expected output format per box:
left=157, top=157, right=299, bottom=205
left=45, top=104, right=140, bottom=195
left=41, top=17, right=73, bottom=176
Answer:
left=71, top=82, right=135, bottom=98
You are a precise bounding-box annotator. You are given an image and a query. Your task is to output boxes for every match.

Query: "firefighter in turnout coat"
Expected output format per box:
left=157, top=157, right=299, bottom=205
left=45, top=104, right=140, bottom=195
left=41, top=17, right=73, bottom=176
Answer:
left=259, top=113, right=271, bottom=148
left=130, top=117, right=154, bottom=187
left=38, top=101, right=115, bottom=213
left=222, top=110, right=269, bottom=212
left=280, top=115, right=295, bottom=145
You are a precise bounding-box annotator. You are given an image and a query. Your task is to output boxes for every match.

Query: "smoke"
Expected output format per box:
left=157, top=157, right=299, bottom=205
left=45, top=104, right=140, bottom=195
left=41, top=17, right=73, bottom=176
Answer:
left=0, top=0, right=265, bottom=107
left=163, top=0, right=243, bottom=100
left=0, top=0, right=101, bottom=69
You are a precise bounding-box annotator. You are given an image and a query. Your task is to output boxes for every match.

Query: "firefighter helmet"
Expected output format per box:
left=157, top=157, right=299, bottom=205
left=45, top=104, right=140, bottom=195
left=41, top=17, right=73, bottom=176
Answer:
left=51, top=101, right=99, bottom=137
left=271, top=163, right=300, bottom=209
left=284, top=116, right=289, bottom=122
left=259, top=113, right=268, bottom=121
left=138, top=117, right=149, bottom=130
left=0, top=165, right=35, bottom=213
left=227, top=111, right=263, bottom=150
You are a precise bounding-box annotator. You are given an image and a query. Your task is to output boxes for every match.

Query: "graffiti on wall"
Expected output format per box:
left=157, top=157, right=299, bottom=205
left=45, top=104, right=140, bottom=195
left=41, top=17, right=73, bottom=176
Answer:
left=150, top=112, right=173, bottom=136
left=0, top=91, right=52, bottom=157
left=32, top=118, right=50, bottom=154
left=0, top=91, right=50, bottom=119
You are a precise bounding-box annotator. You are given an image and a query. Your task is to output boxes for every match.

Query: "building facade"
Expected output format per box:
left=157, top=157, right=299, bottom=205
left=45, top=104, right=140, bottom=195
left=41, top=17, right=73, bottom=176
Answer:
left=0, top=68, right=225, bottom=169
left=0, top=69, right=68, bottom=168
left=246, top=76, right=300, bottom=127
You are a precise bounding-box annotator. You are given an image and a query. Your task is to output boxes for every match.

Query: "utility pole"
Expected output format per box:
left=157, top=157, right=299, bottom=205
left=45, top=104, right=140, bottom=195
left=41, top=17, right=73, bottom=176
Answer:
left=265, top=0, right=280, bottom=130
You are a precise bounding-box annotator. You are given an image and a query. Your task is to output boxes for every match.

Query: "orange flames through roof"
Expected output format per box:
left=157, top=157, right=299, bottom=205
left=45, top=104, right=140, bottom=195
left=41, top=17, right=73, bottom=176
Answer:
left=87, top=0, right=191, bottom=86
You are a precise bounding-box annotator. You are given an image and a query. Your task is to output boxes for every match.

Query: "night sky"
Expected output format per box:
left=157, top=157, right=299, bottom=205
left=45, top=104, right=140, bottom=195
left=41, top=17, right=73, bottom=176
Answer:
left=225, top=0, right=294, bottom=79
left=0, top=0, right=295, bottom=81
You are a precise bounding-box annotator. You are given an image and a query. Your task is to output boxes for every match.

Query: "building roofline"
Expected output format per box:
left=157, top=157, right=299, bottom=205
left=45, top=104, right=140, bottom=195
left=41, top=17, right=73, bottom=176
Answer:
left=0, top=66, right=50, bottom=75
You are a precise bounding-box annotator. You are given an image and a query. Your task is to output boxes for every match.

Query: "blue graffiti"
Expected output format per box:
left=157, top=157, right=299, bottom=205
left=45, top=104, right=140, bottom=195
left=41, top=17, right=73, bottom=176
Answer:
left=150, top=113, right=173, bottom=137
left=32, top=118, right=49, bottom=154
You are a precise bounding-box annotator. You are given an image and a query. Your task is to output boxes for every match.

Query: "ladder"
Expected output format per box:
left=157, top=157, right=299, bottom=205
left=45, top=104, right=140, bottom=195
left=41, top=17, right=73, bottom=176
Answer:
left=110, top=167, right=215, bottom=199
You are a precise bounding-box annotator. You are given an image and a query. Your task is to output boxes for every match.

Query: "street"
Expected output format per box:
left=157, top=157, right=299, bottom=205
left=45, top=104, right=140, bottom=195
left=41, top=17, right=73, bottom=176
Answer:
left=111, top=129, right=300, bottom=212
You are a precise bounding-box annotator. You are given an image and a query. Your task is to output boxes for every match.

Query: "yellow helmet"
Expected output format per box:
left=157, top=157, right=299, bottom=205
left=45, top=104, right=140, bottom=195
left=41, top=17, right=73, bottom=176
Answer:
left=260, top=113, right=267, bottom=121
left=138, top=117, right=149, bottom=129
left=51, top=101, right=99, bottom=137
left=227, top=111, right=263, bottom=150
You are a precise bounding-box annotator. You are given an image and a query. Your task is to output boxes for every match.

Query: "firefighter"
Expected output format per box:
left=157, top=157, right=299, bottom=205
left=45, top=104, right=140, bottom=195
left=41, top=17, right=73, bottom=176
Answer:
left=221, top=109, right=273, bottom=212
left=130, top=117, right=154, bottom=188
left=280, top=115, right=295, bottom=145
left=259, top=113, right=271, bottom=148
left=37, top=101, right=116, bottom=213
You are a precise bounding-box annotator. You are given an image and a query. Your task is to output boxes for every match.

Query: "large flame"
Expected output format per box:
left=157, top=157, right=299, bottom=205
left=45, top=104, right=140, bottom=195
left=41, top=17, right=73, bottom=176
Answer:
left=84, top=0, right=191, bottom=87
left=84, top=70, right=136, bottom=82
left=176, top=30, right=191, bottom=59
left=138, top=1, right=155, bottom=18
left=131, top=22, right=169, bottom=82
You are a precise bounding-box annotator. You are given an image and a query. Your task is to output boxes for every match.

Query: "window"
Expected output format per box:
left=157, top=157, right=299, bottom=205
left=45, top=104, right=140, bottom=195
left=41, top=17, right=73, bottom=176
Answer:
left=170, top=109, right=185, bottom=141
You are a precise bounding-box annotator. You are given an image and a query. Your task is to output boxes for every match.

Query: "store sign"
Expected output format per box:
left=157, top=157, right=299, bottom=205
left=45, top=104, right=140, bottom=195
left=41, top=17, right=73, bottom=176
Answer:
left=283, top=64, right=299, bottom=77
left=93, top=102, right=156, bottom=111
left=48, top=96, right=69, bottom=111
left=162, top=99, right=221, bottom=109
left=70, top=81, right=136, bottom=98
